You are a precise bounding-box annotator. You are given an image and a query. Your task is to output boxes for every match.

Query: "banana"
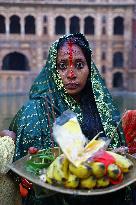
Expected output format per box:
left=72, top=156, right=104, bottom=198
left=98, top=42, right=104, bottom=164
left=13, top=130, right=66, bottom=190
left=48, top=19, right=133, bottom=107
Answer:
left=90, top=162, right=106, bottom=178
left=46, top=160, right=56, bottom=184
left=107, top=151, right=133, bottom=173
left=69, top=162, right=91, bottom=179
left=60, top=154, right=69, bottom=179
left=107, top=164, right=121, bottom=180
left=46, top=154, right=69, bottom=184
left=53, top=162, right=64, bottom=184
left=80, top=175, right=97, bottom=189
left=64, top=172, right=79, bottom=188
left=96, top=176, right=110, bottom=188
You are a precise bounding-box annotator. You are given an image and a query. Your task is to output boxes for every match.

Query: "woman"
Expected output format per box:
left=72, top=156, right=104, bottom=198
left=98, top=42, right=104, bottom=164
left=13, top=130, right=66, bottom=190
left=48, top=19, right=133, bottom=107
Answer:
left=10, top=33, right=125, bottom=160
left=2, top=33, right=129, bottom=204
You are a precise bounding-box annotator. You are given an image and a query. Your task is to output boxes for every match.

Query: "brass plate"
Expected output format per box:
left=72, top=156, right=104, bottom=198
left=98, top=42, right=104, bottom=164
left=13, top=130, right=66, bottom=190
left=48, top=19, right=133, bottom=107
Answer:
left=8, top=154, right=136, bottom=196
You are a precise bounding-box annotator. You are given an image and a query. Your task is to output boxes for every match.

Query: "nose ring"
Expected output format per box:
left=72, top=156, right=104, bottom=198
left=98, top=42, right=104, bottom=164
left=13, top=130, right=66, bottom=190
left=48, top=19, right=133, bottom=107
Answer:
left=69, top=69, right=75, bottom=78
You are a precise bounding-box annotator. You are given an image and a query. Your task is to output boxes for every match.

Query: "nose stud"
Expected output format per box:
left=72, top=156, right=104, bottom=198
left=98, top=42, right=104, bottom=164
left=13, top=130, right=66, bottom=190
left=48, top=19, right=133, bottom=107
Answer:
left=69, top=69, right=75, bottom=78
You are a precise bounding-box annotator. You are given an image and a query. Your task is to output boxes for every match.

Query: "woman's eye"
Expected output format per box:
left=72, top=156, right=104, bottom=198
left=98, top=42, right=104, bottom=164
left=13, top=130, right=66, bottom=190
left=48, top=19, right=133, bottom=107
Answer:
left=75, top=61, right=84, bottom=69
left=58, top=62, right=67, bottom=70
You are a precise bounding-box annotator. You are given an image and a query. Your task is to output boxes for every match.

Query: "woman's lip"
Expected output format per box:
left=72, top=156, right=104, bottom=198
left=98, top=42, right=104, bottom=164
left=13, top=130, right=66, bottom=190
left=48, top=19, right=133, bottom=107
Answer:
left=65, top=83, right=79, bottom=89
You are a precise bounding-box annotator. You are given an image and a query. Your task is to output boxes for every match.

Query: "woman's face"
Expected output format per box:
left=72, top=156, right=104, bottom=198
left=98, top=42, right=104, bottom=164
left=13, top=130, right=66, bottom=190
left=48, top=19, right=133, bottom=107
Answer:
left=57, top=42, right=89, bottom=100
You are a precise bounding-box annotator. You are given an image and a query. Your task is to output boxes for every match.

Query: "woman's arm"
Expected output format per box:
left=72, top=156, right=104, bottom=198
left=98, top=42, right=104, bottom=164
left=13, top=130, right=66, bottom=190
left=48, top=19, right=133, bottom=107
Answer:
left=0, top=130, right=16, bottom=142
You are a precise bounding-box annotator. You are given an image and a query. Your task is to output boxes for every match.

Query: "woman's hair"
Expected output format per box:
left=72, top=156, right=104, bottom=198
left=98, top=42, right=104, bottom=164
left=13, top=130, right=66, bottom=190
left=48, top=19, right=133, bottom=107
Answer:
left=57, top=33, right=92, bottom=71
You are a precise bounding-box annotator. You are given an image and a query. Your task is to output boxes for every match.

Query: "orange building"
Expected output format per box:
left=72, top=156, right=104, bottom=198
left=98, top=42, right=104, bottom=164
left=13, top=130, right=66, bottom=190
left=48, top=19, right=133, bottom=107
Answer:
left=0, top=0, right=136, bottom=94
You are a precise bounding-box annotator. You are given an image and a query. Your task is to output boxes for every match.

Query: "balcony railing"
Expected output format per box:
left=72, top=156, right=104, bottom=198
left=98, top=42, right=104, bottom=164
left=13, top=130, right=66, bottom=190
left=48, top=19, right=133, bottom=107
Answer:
left=0, top=0, right=135, bottom=5
left=0, top=71, right=38, bottom=94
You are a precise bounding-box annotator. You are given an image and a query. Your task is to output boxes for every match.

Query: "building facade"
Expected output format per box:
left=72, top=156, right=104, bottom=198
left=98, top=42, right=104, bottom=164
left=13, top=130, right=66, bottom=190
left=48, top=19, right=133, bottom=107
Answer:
left=0, top=0, right=136, bottom=94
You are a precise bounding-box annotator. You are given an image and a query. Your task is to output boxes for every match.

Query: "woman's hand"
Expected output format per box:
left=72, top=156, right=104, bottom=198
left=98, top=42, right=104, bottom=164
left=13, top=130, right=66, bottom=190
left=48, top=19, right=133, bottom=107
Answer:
left=0, top=130, right=16, bottom=142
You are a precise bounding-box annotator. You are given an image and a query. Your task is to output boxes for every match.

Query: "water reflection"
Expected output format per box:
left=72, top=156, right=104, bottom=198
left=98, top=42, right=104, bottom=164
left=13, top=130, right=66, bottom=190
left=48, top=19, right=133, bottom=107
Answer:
left=0, top=93, right=136, bottom=130
left=0, top=95, right=28, bottom=130
left=112, top=92, right=136, bottom=113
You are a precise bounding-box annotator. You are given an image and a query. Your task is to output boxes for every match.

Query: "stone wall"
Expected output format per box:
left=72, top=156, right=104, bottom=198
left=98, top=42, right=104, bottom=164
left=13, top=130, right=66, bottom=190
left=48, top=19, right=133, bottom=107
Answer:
left=0, top=1, right=136, bottom=94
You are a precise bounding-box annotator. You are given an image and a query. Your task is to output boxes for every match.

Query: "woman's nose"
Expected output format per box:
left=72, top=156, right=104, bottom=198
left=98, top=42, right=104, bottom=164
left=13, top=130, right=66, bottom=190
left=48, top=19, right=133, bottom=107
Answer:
left=67, top=69, right=76, bottom=79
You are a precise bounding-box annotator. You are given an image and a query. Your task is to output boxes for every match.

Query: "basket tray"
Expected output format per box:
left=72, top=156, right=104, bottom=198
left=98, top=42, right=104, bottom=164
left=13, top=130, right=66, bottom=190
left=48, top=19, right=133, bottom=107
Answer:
left=8, top=154, right=136, bottom=196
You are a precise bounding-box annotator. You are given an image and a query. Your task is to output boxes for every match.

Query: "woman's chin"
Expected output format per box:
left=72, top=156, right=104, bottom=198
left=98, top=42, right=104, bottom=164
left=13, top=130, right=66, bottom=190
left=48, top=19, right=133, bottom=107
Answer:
left=66, top=90, right=81, bottom=101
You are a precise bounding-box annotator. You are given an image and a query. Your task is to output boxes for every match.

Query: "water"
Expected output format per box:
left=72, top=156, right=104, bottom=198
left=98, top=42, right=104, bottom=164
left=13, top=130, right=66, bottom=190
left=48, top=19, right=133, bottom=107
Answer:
left=0, top=95, right=28, bottom=130
left=0, top=92, right=136, bottom=130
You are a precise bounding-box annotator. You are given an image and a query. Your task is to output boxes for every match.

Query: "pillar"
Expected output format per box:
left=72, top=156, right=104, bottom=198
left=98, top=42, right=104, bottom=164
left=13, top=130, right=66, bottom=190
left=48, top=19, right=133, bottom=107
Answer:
left=5, top=17, right=9, bottom=35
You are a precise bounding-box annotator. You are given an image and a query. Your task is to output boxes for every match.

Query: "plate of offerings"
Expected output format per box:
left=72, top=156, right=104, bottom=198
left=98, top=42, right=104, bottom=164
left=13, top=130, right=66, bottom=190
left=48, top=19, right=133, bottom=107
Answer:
left=8, top=111, right=136, bottom=195
left=8, top=147, right=136, bottom=196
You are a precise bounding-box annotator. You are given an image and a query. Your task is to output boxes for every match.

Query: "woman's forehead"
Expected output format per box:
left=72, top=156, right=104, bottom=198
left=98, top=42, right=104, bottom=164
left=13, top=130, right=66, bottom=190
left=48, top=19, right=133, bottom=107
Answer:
left=57, top=43, right=85, bottom=59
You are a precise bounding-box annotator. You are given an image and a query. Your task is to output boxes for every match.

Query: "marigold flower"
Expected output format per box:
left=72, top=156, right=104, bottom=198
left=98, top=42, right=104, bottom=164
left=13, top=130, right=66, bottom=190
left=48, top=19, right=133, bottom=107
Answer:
left=0, top=136, right=15, bottom=174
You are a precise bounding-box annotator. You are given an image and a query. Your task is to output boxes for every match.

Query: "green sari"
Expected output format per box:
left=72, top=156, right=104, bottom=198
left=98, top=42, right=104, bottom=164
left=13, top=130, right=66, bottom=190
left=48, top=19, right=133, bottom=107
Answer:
left=9, top=33, right=127, bottom=205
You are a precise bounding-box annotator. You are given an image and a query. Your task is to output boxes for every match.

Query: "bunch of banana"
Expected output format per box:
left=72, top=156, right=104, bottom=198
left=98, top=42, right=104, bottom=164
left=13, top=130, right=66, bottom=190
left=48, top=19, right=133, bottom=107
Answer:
left=45, top=151, right=134, bottom=190
left=46, top=154, right=69, bottom=185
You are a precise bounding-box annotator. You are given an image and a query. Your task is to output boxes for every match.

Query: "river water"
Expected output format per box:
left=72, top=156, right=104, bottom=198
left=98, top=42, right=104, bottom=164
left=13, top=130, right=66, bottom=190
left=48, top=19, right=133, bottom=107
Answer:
left=0, top=92, right=136, bottom=130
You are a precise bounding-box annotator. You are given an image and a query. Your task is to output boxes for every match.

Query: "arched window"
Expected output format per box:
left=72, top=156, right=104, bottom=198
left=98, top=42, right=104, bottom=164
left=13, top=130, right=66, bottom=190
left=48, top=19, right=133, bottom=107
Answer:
left=102, top=52, right=106, bottom=60
left=102, top=26, right=106, bottom=35
left=84, top=16, right=95, bottom=35
left=25, top=15, right=35, bottom=34
left=10, top=15, right=20, bottom=34
left=113, top=52, right=124, bottom=67
left=43, top=16, right=47, bottom=23
left=0, top=15, right=5, bottom=33
left=113, top=72, right=123, bottom=88
left=2, top=52, right=30, bottom=71
left=70, top=16, right=80, bottom=33
left=113, top=17, right=124, bottom=35
left=55, top=16, right=65, bottom=35
left=43, top=15, right=48, bottom=34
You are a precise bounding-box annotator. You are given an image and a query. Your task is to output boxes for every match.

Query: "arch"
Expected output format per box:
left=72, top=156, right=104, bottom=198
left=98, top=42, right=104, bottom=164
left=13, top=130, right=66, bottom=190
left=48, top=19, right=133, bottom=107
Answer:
left=113, top=52, right=124, bottom=67
left=113, top=72, right=123, bottom=88
left=10, top=15, right=21, bottom=34
left=55, top=16, right=65, bottom=35
left=2, top=52, right=30, bottom=71
left=84, top=16, right=95, bottom=35
left=25, top=15, right=36, bottom=34
left=113, top=16, right=124, bottom=35
left=70, top=16, right=80, bottom=33
left=0, top=15, right=5, bottom=33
